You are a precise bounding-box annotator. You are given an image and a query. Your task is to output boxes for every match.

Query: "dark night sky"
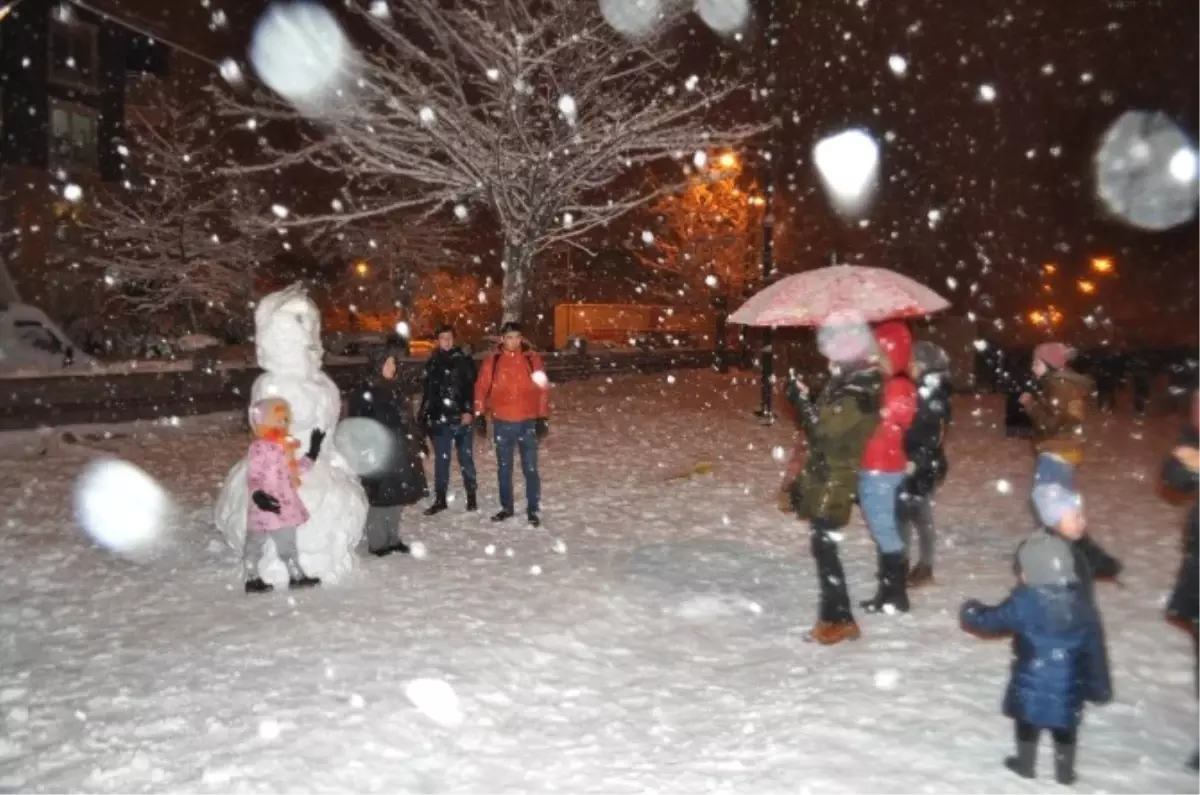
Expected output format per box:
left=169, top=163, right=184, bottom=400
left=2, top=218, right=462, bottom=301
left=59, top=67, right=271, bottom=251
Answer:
left=111, top=0, right=1198, bottom=343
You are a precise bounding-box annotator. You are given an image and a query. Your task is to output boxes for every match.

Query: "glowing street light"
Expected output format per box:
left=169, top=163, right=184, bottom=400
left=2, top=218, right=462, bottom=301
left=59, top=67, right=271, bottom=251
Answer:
left=1043, top=263, right=1057, bottom=275
left=717, top=151, right=739, bottom=170
left=354, top=261, right=370, bottom=277
left=1029, top=310, right=1047, bottom=326
left=1077, top=279, right=1096, bottom=294
left=748, top=195, right=766, bottom=207
left=1091, top=257, right=1114, bottom=274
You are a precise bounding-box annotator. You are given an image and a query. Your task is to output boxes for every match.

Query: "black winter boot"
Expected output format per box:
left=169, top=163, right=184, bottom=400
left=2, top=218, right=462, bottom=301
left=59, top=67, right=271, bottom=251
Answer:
left=289, top=574, right=321, bottom=589
left=424, top=494, right=448, bottom=516
left=1005, top=741, right=1038, bottom=779
left=465, top=490, right=478, bottom=512
left=907, top=561, right=935, bottom=587
left=1053, top=739, right=1077, bottom=785
left=391, top=538, right=411, bottom=554
left=861, top=553, right=911, bottom=614
left=245, top=577, right=273, bottom=594
left=491, top=509, right=514, bottom=523
left=527, top=511, right=541, bottom=528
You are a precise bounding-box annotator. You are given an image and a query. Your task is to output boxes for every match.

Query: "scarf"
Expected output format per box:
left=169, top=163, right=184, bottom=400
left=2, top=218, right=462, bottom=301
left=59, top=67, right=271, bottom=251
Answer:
left=258, top=426, right=302, bottom=488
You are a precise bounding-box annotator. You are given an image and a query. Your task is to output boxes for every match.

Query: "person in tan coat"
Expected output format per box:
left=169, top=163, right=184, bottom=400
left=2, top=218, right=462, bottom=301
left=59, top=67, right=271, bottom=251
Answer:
left=1019, top=341, right=1122, bottom=582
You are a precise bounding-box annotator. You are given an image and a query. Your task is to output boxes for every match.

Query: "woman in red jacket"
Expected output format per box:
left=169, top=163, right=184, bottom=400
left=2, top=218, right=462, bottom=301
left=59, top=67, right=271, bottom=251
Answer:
left=858, top=320, right=918, bottom=614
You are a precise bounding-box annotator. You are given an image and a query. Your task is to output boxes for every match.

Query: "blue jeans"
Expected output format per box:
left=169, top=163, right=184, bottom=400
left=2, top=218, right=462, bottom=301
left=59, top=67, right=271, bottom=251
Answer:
left=858, top=471, right=906, bottom=554
left=432, top=424, right=476, bottom=495
left=494, top=420, right=540, bottom=513
left=1034, top=453, right=1076, bottom=490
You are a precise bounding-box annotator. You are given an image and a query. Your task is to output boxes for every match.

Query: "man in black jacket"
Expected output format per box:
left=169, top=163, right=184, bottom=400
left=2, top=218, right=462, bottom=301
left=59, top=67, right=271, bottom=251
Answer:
left=420, top=324, right=478, bottom=514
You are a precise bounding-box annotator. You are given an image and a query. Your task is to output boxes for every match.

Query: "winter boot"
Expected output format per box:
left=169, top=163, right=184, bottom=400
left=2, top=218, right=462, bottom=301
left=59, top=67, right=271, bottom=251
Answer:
left=424, top=493, right=448, bottom=516
left=1004, top=740, right=1038, bottom=780
left=491, top=509, right=514, bottom=523
left=861, top=553, right=910, bottom=614
left=245, top=577, right=273, bottom=594
left=465, top=490, right=478, bottom=512
left=907, top=561, right=935, bottom=588
left=1053, top=740, right=1077, bottom=786
left=807, top=523, right=860, bottom=645
left=527, top=511, right=541, bottom=528
left=390, top=538, right=411, bottom=554
left=371, top=546, right=395, bottom=558
left=289, top=574, right=321, bottom=589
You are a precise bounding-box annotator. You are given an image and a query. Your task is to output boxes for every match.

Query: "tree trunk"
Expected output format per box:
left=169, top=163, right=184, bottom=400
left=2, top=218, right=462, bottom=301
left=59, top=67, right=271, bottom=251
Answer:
left=500, top=242, right=532, bottom=323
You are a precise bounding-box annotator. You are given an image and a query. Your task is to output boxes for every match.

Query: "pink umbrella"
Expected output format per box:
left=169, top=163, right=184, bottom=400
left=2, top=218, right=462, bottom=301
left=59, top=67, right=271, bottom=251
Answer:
left=728, top=264, right=950, bottom=327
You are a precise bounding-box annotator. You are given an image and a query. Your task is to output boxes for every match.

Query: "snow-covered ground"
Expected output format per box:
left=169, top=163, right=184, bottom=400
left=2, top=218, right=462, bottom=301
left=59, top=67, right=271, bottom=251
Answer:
left=1, top=371, right=1196, bottom=794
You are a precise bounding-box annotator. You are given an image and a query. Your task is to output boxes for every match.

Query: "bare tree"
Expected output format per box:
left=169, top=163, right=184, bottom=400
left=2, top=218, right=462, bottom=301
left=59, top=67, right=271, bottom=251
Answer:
left=81, top=90, right=269, bottom=328
left=218, top=0, right=762, bottom=321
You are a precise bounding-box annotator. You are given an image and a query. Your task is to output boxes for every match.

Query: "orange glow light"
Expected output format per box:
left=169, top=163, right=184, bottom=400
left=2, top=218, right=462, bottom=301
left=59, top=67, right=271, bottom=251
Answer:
left=718, top=152, right=738, bottom=170
left=1091, top=257, right=1114, bottom=274
left=354, top=261, right=370, bottom=277
left=1077, top=280, right=1096, bottom=294
left=1043, top=264, right=1057, bottom=275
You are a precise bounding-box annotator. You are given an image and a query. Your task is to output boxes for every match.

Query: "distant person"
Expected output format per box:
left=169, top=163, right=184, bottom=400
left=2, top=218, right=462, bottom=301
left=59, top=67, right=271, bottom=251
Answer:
left=419, top=324, right=478, bottom=515
left=346, top=336, right=428, bottom=557
left=1163, top=390, right=1199, bottom=771
left=899, top=341, right=953, bottom=587
left=1130, top=355, right=1151, bottom=419
left=473, top=322, right=551, bottom=527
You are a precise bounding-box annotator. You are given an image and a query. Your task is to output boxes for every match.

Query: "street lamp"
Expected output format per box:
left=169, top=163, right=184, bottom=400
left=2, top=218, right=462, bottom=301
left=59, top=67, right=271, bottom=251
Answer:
left=718, top=151, right=739, bottom=170
left=1090, top=257, right=1114, bottom=274
left=354, top=261, right=369, bottom=277
left=1077, top=279, right=1096, bottom=295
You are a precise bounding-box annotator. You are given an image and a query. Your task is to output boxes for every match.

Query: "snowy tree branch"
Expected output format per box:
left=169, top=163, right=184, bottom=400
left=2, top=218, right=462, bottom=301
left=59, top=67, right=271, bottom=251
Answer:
left=216, top=0, right=765, bottom=321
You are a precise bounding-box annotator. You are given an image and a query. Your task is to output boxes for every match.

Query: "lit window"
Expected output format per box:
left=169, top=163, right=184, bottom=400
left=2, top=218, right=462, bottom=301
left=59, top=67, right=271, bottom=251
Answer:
left=49, top=17, right=99, bottom=88
left=49, top=99, right=99, bottom=167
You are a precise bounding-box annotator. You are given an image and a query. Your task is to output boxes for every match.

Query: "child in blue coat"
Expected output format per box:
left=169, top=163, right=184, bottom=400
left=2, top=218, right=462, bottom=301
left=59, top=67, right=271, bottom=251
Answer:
left=960, top=485, right=1112, bottom=785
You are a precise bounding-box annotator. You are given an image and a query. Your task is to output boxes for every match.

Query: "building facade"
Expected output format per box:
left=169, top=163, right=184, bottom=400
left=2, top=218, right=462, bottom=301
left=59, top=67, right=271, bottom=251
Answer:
left=0, top=0, right=167, bottom=324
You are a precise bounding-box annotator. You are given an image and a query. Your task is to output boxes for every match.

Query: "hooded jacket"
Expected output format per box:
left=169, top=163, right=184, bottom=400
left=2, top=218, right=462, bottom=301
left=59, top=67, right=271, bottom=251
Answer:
left=346, top=340, right=429, bottom=507
left=1027, top=367, right=1093, bottom=464
left=860, top=321, right=918, bottom=472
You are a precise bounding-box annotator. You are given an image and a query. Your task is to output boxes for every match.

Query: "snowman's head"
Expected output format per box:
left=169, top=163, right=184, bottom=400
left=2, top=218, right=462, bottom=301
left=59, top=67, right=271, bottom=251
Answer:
left=254, top=283, right=323, bottom=376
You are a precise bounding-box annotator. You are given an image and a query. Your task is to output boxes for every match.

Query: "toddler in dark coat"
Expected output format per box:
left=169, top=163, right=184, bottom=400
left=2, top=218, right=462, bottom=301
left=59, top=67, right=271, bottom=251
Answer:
left=960, top=485, right=1112, bottom=785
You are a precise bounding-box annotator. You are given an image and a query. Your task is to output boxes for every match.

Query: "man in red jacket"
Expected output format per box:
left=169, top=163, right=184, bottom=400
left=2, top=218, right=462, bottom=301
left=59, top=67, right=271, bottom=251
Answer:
left=858, top=320, right=918, bottom=614
left=473, top=321, right=551, bottom=526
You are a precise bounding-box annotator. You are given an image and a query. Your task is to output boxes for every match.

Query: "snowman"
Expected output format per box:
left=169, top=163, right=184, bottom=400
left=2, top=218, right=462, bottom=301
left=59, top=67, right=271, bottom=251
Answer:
left=214, top=283, right=368, bottom=584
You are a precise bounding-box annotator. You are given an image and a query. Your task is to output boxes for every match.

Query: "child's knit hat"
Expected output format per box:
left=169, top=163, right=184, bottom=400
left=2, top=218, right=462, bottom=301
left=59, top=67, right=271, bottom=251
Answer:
left=1031, top=483, right=1083, bottom=529
left=1034, top=342, right=1075, bottom=371
left=1016, top=530, right=1078, bottom=588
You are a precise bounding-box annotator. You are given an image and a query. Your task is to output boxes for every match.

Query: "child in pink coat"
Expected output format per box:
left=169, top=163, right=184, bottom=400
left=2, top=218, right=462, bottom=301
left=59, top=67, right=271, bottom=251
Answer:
left=244, top=397, right=324, bottom=593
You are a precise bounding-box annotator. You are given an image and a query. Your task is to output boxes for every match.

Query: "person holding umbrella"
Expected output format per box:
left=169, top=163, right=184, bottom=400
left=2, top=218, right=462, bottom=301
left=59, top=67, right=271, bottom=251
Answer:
left=785, top=321, right=884, bottom=645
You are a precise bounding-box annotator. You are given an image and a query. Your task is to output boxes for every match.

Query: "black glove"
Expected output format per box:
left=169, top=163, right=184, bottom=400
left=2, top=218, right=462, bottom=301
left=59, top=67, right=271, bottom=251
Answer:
left=252, top=490, right=281, bottom=514
left=535, top=418, right=549, bottom=439
left=306, top=428, right=326, bottom=461
left=474, top=415, right=488, bottom=439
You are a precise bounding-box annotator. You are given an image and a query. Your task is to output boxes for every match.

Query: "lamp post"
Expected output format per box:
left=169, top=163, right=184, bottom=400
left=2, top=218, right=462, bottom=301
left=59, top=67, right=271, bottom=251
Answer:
left=755, top=0, right=778, bottom=425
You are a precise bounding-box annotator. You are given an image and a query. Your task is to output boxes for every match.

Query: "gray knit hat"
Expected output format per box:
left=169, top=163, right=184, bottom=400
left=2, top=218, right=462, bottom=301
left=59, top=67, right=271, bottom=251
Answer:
left=1016, top=530, right=1078, bottom=588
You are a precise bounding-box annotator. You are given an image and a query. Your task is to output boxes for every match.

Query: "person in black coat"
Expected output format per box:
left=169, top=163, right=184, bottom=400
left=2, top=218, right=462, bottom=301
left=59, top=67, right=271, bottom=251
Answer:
left=346, top=336, right=429, bottom=556
left=899, top=341, right=953, bottom=586
left=418, top=324, right=479, bottom=514
left=1163, top=390, right=1199, bottom=771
